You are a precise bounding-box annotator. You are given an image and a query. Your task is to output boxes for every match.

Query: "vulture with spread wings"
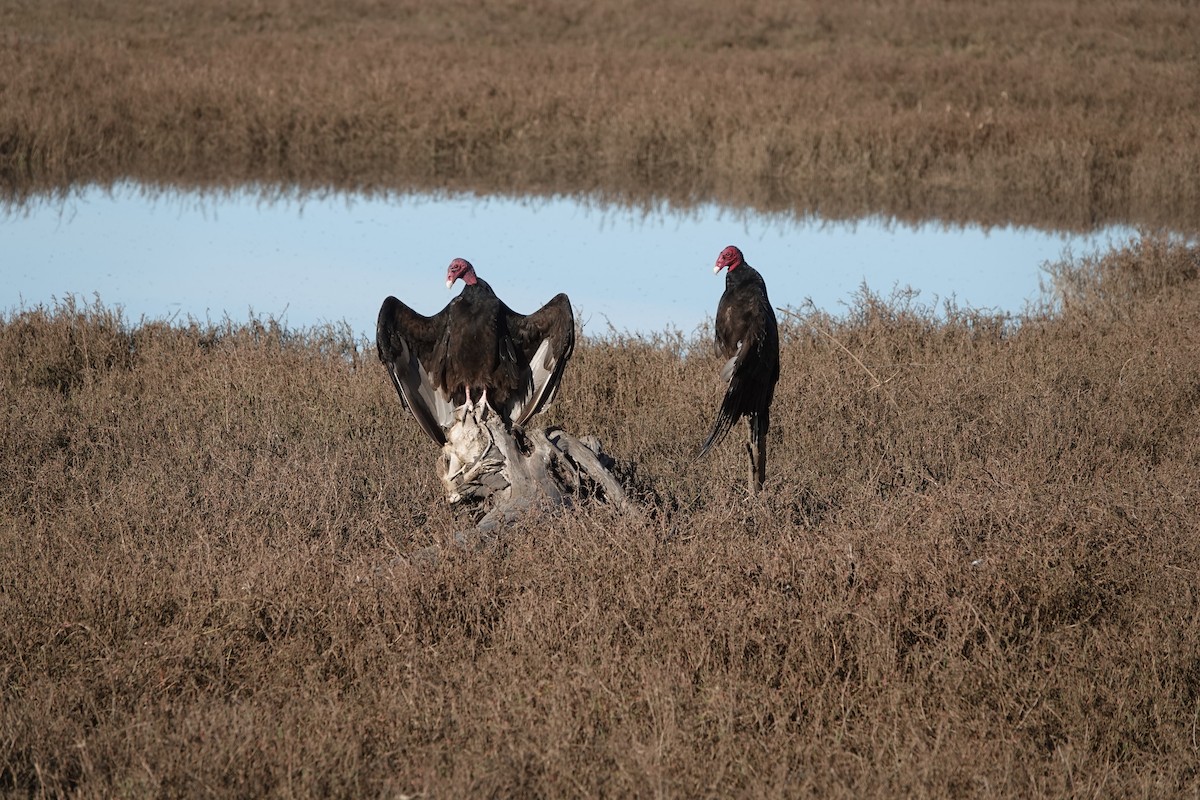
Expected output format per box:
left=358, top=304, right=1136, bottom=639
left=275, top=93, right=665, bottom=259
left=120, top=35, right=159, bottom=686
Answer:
left=376, top=258, right=575, bottom=446
left=698, top=245, right=780, bottom=493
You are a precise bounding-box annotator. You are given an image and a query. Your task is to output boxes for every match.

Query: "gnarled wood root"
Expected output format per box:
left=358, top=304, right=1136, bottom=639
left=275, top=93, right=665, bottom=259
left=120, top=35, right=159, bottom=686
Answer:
left=436, top=402, right=635, bottom=551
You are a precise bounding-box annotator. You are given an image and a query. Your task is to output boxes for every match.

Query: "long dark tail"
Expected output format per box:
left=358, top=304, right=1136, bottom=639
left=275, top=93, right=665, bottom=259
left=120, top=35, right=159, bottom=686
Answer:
left=697, top=390, right=741, bottom=458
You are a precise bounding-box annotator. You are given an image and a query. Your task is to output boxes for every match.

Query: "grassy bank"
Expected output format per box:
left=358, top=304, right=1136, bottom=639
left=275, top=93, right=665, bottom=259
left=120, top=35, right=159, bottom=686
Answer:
left=3, top=0, right=1200, bottom=231
left=3, top=236, right=1200, bottom=796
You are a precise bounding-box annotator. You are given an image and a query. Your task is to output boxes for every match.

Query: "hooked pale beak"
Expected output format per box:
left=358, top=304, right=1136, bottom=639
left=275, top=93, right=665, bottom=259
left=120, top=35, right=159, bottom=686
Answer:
left=446, top=279, right=454, bottom=289
left=713, top=265, right=723, bottom=274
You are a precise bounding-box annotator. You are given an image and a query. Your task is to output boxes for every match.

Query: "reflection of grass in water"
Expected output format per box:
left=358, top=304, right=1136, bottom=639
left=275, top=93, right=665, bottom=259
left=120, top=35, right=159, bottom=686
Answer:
left=2, top=1, right=1199, bottom=232
left=4, top=236, right=1200, bottom=796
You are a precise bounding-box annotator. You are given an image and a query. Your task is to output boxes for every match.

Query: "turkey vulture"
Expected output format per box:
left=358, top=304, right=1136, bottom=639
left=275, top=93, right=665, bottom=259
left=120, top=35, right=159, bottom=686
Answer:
left=698, top=245, right=780, bottom=493
left=376, top=258, right=575, bottom=446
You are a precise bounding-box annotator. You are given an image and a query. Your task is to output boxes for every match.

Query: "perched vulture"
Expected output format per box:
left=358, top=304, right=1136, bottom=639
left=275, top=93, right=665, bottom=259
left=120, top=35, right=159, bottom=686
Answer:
left=698, top=245, right=780, bottom=493
left=376, top=258, right=575, bottom=446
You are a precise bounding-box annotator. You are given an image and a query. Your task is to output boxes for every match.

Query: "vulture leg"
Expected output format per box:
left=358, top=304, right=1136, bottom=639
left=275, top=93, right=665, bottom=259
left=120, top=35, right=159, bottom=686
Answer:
left=748, top=434, right=766, bottom=493
left=466, top=385, right=479, bottom=414
left=746, top=438, right=758, bottom=494
left=747, top=411, right=769, bottom=494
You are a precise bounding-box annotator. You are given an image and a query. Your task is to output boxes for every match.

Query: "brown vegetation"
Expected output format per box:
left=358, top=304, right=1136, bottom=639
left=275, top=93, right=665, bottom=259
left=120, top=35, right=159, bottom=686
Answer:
left=5, top=2, right=1200, bottom=794
left=3, top=0, right=1200, bottom=231
left=4, top=236, right=1200, bottom=797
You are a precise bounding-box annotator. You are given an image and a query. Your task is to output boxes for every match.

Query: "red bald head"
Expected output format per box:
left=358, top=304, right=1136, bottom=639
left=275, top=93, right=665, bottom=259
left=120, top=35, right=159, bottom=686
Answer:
left=446, top=258, right=478, bottom=289
left=714, top=245, right=745, bottom=274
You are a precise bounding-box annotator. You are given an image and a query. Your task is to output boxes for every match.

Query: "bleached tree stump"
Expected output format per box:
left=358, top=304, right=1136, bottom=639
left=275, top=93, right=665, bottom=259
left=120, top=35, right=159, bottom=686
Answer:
left=436, top=402, right=636, bottom=550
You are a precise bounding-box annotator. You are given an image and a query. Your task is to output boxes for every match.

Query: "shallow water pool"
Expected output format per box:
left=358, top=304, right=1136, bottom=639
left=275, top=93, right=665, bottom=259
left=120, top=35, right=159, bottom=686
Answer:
left=2, top=185, right=1135, bottom=338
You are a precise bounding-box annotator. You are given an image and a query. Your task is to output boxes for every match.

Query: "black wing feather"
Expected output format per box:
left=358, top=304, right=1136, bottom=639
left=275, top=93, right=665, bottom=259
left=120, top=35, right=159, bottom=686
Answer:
left=378, top=286, right=575, bottom=444
left=698, top=266, right=779, bottom=457
left=503, top=292, right=576, bottom=427
left=376, top=295, right=457, bottom=446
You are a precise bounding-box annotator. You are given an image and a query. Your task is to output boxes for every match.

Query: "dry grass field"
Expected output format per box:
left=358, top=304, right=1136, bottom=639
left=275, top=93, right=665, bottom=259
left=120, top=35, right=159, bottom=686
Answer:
left=2, top=0, right=1199, bottom=231
left=6, top=1, right=1200, bottom=796
left=3, top=236, right=1200, bottom=797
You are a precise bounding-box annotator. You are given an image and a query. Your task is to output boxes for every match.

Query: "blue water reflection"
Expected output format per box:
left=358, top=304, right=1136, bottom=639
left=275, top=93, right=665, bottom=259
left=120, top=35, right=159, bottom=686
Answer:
left=2, top=185, right=1135, bottom=338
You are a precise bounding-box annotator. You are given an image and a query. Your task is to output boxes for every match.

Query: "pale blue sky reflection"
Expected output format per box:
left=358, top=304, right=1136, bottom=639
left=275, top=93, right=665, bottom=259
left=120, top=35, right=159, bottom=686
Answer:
left=3, top=185, right=1133, bottom=339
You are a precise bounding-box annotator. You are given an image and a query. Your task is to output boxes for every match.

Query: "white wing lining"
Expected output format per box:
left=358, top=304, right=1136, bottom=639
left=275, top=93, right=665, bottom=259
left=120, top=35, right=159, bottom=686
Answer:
left=391, top=333, right=458, bottom=444
left=509, top=338, right=556, bottom=427
left=719, top=341, right=743, bottom=384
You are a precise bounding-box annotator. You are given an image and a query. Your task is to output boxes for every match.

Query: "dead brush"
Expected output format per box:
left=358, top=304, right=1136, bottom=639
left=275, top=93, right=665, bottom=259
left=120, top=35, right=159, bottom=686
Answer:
left=4, top=237, right=1200, bottom=797
left=2, top=1, right=1200, bottom=231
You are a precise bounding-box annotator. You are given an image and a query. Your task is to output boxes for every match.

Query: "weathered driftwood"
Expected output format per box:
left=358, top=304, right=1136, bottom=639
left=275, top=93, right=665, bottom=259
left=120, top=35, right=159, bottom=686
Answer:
left=436, top=401, right=635, bottom=551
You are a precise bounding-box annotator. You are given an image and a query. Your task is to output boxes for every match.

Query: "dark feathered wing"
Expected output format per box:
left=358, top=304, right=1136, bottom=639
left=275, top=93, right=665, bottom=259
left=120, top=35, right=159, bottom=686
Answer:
left=698, top=270, right=780, bottom=457
left=376, top=295, right=457, bottom=446
left=502, top=293, right=575, bottom=427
